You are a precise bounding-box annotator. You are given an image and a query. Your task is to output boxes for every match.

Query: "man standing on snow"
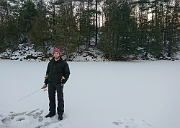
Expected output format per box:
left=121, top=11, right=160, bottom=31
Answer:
left=41, top=48, right=70, bottom=121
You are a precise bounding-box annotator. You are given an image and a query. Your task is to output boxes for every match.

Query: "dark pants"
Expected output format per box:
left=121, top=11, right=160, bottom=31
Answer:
left=48, top=83, right=64, bottom=116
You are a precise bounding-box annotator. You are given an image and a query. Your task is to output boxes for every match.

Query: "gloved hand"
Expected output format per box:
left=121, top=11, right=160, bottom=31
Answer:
left=41, top=84, right=47, bottom=89
left=61, top=79, right=66, bottom=84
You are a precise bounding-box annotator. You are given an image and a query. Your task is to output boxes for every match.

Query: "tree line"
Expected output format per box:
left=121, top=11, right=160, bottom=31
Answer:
left=0, top=0, right=179, bottom=60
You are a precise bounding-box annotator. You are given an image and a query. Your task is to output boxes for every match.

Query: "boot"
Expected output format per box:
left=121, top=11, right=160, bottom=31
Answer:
left=58, top=115, right=63, bottom=121
left=45, top=113, right=55, bottom=118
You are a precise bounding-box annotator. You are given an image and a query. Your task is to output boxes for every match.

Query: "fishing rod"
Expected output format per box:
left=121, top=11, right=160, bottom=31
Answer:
left=18, top=87, right=47, bottom=102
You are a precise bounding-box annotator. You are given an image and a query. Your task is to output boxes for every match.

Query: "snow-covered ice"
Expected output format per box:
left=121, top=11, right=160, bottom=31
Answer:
left=0, top=59, right=180, bottom=128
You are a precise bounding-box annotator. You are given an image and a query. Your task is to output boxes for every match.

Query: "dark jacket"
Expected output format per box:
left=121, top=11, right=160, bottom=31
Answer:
left=44, top=57, right=70, bottom=85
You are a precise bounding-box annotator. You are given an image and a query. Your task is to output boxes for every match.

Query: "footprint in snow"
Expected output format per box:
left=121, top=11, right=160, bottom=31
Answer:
left=38, top=116, right=43, bottom=122
left=34, top=114, right=67, bottom=128
left=113, top=118, right=153, bottom=128
left=1, top=110, right=67, bottom=128
left=16, top=117, right=26, bottom=121
left=1, top=109, right=44, bottom=127
left=1, top=116, right=11, bottom=124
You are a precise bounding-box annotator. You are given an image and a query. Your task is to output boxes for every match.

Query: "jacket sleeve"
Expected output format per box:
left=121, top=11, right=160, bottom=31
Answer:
left=44, top=62, right=50, bottom=85
left=62, top=62, right=70, bottom=84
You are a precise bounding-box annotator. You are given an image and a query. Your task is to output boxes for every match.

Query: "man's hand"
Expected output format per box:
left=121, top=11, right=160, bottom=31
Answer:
left=41, top=84, right=47, bottom=89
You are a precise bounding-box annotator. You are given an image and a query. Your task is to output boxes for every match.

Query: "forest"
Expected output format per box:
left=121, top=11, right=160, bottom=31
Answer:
left=0, top=0, right=179, bottom=60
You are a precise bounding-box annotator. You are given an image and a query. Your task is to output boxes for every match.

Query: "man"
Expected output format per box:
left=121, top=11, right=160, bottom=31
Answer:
left=42, top=48, right=70, bottom=121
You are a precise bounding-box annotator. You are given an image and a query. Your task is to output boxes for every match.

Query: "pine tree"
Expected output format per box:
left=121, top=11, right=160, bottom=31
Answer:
left=29, top=0, right=50, bottom=56
left=18, top=0, right=36, bottom=36
left=98, top=0, right=137, bottom=60
left=0, top=0, right=19, bottom=52
left=53, top=0, right=80, bottom=60
left=164, top=0, right=180, bottom=57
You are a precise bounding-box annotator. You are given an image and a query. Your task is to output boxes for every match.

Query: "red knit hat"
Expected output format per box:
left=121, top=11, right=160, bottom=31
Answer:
left=52, top=48, right=61, bottom=55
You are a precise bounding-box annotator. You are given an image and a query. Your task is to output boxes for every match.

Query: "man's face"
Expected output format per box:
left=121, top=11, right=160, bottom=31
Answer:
left=53, top=52, right=60, bottom=59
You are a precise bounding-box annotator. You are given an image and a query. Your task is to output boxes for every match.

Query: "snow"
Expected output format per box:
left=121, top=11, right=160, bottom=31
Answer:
left=0, top=45, right=107, bottom=62
left=0, top=59, right=180, bottom=128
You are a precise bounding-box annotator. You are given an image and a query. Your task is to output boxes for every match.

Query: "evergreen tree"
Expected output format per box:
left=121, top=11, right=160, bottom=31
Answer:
left=0, top=0, right=19, bottom=52
left=18, top=0, right=36, bottom=36
left=132, top=0, right=151, bottom=59
left=164, top=0, right=180, bottom=57
left=53, top=0, right=80, bottom=60
left=75, top=0, right=98, bottom=49
left=29, top=0, right=50, bottom=56
left=98, top=0, right=137, bottom=60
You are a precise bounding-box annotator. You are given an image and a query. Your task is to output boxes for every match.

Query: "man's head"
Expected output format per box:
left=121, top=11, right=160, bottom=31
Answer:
left=52, top=48, right=61, bottom=59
